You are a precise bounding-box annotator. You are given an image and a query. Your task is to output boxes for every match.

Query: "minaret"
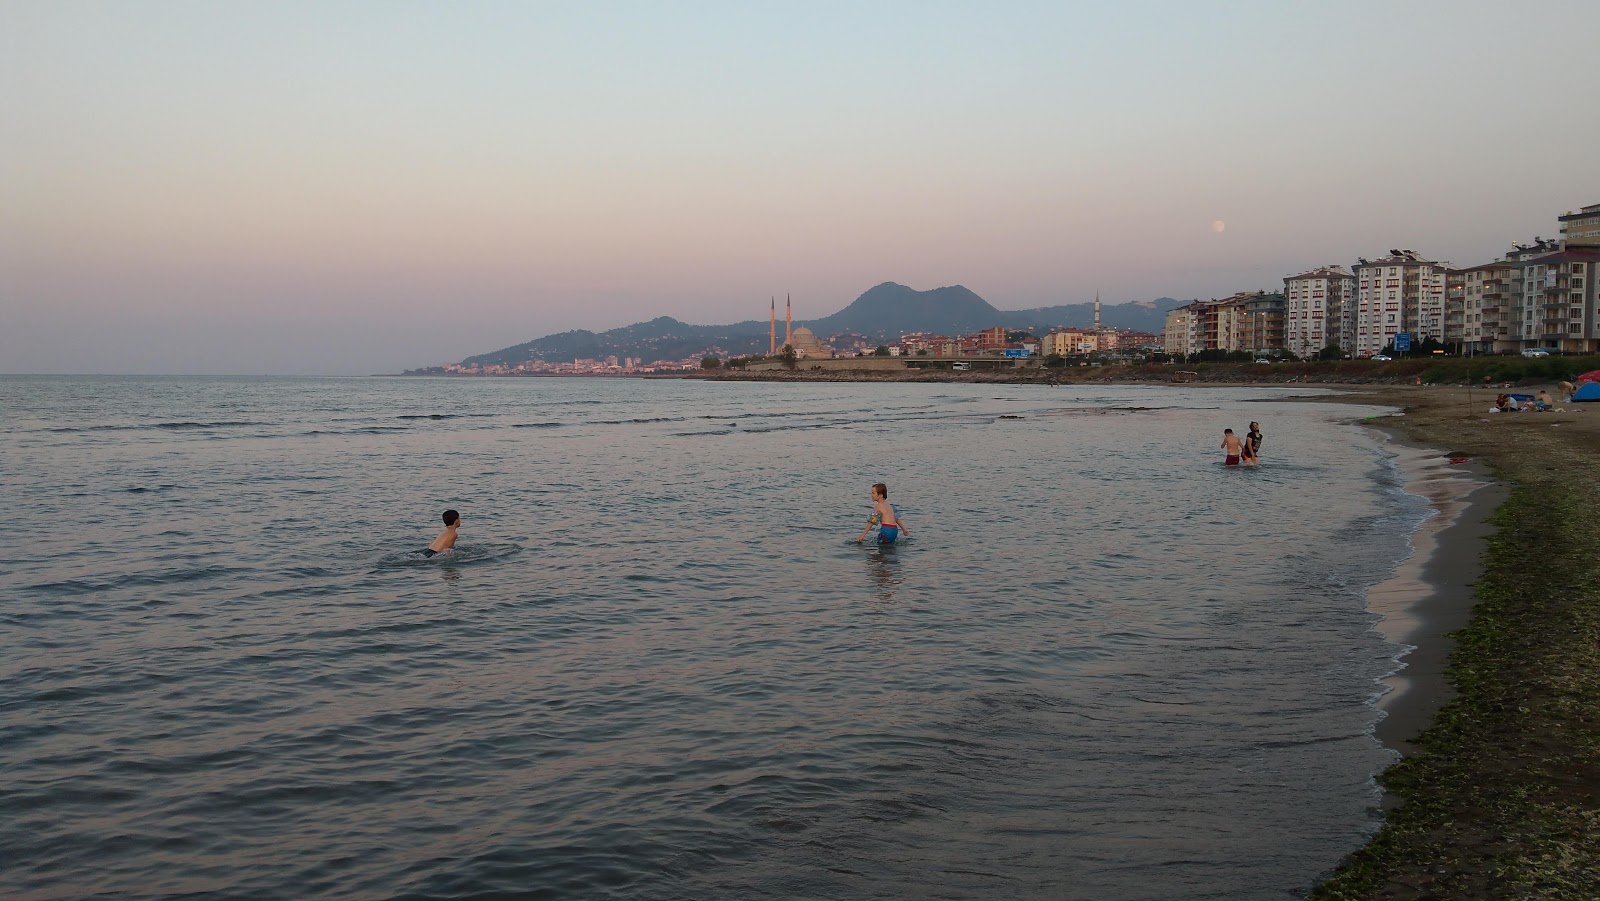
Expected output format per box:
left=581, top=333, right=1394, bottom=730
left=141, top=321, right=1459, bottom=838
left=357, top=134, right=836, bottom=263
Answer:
left=785, top=294, right=792, bottom=346
left=1094, top=291, right=1101, bottom=331
left=770, top=297, right=776, bottom=355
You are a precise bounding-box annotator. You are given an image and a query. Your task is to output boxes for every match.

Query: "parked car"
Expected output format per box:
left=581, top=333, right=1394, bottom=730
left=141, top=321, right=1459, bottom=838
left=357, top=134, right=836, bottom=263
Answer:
left=1521, top=348, right=1551, bottom=358
left=1371, top=354, right=1393, bottom=361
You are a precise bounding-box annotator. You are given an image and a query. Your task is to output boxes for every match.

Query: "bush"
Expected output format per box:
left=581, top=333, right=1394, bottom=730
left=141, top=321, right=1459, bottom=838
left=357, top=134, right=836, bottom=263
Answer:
left=700, top=356, right=721, bottom=370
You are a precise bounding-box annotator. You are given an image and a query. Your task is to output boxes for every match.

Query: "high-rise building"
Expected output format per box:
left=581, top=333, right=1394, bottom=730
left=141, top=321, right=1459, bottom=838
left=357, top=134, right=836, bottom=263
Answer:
left=1559, top=202, right=1600, bottom=248
left=1162, top=307, right=1195, bottom=357
left=1236, top=292, right=1286, bottom=355
left=1283, top=266, right=1355, bottom=358
left=1446, top=261, right=1517, bottom=354
left=1512, top=246, right=1600, bottom=353
left=1352, top=251, right=1449, bottom=357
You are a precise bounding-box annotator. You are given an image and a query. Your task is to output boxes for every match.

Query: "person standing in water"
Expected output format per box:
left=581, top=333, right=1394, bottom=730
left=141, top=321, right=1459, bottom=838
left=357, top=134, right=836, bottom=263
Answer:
left=1221, top=429, right=1243, bottom=467
left=422, top=509, right=460, bottom=557
left=1247, top=422, right=1263, bottom=460
left=856, top=483, right=908, bottom=544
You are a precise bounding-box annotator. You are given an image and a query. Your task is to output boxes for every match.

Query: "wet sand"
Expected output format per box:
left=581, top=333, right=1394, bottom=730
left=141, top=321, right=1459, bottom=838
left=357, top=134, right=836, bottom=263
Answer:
left=1309, top=384, right=1600, bottom=898
left=1362, top=437, right=1503, bottom=760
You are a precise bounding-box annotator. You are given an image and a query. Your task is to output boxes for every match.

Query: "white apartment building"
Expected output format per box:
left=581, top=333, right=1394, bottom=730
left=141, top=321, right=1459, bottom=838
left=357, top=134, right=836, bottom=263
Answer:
left=1163, top=307, right=1196, bottom=357
left=1352, top=250, right=1449, bottom=357
left=1283, top=265, right=1355, bottom=358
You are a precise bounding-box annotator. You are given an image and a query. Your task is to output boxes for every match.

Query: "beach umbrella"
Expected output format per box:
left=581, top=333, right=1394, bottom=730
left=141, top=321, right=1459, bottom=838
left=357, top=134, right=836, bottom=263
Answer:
left=1576, top=370, right=1600, bottom=383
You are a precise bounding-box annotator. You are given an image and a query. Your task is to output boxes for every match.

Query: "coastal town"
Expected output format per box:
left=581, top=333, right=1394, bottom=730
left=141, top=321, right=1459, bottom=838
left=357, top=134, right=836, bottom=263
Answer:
left=426, top=200, right=1597, bottom=377
left=1165, top=200, right=1600, bottom=361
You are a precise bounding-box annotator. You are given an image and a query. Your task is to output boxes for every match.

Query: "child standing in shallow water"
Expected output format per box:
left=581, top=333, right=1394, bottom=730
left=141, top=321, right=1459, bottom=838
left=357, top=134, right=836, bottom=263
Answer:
left=856, top=483, right=908, bottom=544
left=1220, top=429, right=1243, bottom=466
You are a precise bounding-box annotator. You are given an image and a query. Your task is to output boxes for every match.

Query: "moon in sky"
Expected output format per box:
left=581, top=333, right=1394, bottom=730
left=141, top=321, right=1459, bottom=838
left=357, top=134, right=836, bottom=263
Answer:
left=1211, top=219, right=1226, bottom=234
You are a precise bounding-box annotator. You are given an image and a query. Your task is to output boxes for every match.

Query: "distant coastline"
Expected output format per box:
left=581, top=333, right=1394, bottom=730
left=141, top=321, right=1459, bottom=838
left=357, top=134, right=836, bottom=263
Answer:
left=396, top=355, right=1600, bottom=388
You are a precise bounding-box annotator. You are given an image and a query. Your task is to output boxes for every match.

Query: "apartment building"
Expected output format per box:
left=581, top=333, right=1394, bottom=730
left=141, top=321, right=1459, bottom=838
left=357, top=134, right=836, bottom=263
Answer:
left=1236, top=292, right=1286, bottom=355
left=1352, top=250, right=1449, bottom=357
left=1163, top=307, right=1196, bottom=357
left=1559, top=202, right=1600, bottom=248
left=1041, top=329, right=1098, bottom=356
left=1446, top=261, right=1516, bottom=354
left=1283, top=266, right=1355, bottom=358
left=1513, top=248, right=1600, bottom=353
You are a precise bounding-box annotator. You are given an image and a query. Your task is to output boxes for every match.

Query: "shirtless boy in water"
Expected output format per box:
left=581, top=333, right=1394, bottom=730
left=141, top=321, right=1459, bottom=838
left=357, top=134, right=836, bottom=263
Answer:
left=422, top=509, right=460, bottom=557
left=856, top=483, right=908, bottom=544
left=1220, top=429, right=1244, bottom=467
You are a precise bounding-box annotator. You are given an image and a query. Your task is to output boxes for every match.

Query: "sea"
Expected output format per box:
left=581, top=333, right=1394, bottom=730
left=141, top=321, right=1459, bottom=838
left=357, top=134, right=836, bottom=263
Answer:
left=0, top=375, right=1431, bottom=900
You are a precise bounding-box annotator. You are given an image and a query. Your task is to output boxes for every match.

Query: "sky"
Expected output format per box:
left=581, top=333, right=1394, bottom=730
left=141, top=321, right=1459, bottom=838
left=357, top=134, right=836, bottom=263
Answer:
left=3, top=1, right=1598, bottom=374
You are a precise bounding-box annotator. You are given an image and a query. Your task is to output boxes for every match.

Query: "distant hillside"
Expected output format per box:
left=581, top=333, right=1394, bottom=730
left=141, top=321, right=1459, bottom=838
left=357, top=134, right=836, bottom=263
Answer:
left=443, top=284, right=1184, bottom=368
left=806, top=282, right=1002, bottom=337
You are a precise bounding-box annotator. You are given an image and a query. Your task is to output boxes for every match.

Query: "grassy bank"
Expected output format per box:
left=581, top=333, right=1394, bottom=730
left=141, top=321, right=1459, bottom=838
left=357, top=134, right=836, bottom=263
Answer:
left=1312, top=388, right=1600, bottom=899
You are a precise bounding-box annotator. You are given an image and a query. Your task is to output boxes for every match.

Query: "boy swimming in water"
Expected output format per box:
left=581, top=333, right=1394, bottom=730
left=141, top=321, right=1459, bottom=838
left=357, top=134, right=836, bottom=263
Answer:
left=855, top=483, right=908, bottom=544
left=1220, top=429, right=1243, bottom=466
left=422, top=509, right=460, bottom=557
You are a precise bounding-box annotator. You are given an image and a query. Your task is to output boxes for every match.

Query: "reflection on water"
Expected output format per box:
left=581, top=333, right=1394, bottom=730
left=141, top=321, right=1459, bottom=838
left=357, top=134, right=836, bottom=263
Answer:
left=865, top=545, right=903, bottom=603
left=0, top=376, right=1425, bottom=900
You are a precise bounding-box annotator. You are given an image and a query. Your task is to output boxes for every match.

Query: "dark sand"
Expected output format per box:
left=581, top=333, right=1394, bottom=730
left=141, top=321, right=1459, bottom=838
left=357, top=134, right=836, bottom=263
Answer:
left=1310, top=384, right=1600, bottom=898
left=1361, top=437, right=1505, bottom=760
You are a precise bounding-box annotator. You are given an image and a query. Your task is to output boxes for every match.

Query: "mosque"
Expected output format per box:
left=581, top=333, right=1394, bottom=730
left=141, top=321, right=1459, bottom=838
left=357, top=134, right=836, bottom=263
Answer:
left=770, top=295, right=833, bottom=359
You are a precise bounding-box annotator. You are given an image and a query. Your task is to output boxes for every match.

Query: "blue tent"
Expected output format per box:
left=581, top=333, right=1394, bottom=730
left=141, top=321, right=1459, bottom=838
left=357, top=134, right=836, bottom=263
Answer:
left=1572, top=381, right=1600, bottom=402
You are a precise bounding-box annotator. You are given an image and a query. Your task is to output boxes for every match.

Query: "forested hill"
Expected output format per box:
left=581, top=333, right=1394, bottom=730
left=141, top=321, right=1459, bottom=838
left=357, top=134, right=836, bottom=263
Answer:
left=452, top=284, right=1183, bottom=367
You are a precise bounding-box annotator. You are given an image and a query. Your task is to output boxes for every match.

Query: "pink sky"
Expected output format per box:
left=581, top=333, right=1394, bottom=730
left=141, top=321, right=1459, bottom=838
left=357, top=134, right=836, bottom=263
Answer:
left=4, top=1, right=1596, bottom=373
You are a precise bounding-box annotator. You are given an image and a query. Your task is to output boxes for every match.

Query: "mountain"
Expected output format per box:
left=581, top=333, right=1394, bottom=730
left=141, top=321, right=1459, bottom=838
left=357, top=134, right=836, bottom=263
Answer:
left=805, top=282, right=1002, bottom=337
left=459, top=316, right=771, bottom=368
left=438, top=284, right=1184, bottom=369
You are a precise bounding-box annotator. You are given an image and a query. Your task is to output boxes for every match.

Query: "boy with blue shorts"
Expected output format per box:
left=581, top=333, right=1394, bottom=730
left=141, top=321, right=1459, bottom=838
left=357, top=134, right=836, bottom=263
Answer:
left=855, top=483, right=909, bottom=544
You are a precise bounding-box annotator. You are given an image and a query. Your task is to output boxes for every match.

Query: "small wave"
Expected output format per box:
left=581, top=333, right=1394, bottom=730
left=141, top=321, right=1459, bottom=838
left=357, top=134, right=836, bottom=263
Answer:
left=301, top=426, right=411, bottom=436
left=395, top=413, right=499, bottom=420
left=511, top=421, right=564, bottom=429
left=24, top=564, right=254, bottom=596
left=153, top=421, right=264, bottom=429
left=47, top=420, right=265, bottom=433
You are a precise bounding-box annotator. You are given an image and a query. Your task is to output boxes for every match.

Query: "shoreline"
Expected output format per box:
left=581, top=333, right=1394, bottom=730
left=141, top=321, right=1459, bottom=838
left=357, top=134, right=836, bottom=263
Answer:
left=1362, top=431, right=1502, bottom=761
left=1310, top=386, right=1600, bottom=898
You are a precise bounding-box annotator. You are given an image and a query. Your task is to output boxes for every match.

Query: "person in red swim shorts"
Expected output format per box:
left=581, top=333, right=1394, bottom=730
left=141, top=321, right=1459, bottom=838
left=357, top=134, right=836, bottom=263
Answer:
left=1220, top=428, right=1243, bottom=466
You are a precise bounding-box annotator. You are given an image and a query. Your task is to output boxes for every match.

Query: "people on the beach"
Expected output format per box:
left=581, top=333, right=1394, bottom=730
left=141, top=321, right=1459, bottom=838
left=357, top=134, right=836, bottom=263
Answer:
left=422, top=509, right=460, bottom=557
left=1247, top=421, right=1263, bottom=460
left=1241, top=434, right=1259, bottom=466
left=1495, top=394, right=1514, bottom=412
left=1558, top=381, right=1576, bottom=401
left=856, top=483, right=908, bottom=544
left=1221, top=428, right=1243, bottom=466
left=1536, top=389, right=1555, bottom=410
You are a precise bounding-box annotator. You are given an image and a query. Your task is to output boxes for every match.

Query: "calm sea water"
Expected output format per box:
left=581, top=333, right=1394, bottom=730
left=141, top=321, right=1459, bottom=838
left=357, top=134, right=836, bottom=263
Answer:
left=0, top=376, right=1427, bottom=900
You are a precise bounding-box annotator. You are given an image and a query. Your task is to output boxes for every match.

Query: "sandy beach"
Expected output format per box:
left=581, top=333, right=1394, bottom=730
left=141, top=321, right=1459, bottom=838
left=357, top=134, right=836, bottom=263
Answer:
left=1306, top=385, right=1600, bottom=898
